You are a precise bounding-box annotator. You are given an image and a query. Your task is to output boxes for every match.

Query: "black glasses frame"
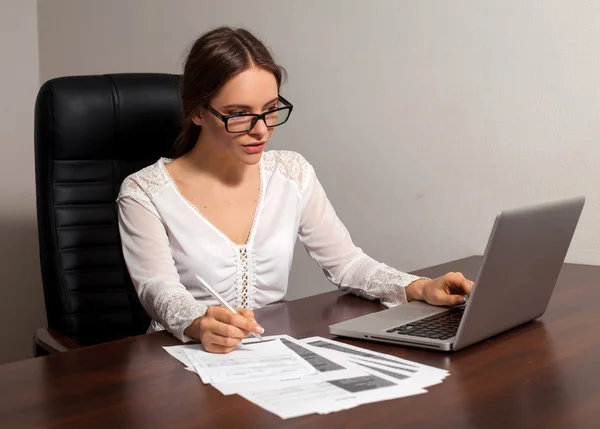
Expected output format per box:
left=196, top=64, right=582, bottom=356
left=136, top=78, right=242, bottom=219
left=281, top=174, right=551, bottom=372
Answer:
left=204, top=95, right=293, bottom=133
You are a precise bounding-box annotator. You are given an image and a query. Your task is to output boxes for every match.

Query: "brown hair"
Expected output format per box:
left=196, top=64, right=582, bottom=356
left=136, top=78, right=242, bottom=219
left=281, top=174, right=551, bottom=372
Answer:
left=172, top=26, right=287, bottom=158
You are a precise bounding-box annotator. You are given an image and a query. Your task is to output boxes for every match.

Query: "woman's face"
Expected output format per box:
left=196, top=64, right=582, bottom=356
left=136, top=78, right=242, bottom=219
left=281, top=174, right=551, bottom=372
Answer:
left=194, top=67, right=279, bottom=165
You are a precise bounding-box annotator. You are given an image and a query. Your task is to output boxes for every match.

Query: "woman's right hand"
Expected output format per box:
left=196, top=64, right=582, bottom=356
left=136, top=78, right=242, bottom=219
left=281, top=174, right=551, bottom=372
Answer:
left=184, top=305, right=265, bottom=353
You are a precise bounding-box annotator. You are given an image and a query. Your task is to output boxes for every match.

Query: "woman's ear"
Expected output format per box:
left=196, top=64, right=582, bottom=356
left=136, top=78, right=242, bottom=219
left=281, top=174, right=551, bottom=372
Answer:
left=191, top=111, right=204, bottom=126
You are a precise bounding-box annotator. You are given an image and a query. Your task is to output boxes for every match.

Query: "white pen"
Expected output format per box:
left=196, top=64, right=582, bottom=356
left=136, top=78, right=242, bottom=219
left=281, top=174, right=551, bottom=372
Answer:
left=195, top=274, right=264, bottom=341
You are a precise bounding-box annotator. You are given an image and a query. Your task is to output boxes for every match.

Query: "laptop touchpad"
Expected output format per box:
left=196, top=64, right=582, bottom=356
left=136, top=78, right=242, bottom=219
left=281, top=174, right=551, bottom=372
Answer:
left=337, top=302, right=446, bottom=332
left=373, top=302, right=446, bottom=323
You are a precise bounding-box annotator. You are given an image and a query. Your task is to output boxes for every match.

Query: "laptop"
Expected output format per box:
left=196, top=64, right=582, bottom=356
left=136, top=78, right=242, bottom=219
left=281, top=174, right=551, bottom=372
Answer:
left=329, top=196, right=586, bottom=351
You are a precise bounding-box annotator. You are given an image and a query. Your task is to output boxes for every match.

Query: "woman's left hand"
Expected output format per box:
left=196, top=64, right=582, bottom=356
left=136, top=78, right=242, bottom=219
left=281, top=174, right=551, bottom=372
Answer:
left=406, top=272, right=474, bottom=306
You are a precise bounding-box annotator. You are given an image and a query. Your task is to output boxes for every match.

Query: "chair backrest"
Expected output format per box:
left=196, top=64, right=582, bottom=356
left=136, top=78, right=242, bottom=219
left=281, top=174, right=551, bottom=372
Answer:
left=34, top=73, right=182, bottom=345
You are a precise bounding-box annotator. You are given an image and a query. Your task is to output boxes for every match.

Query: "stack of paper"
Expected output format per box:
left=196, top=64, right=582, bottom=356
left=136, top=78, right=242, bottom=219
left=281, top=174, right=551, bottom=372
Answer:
left=164, top=335, right=448, bottom=419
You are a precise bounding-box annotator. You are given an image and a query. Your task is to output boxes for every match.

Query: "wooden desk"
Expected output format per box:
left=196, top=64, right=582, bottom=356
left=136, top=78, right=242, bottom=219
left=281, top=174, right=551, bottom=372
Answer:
left=1, top=256, right=599, bottom=429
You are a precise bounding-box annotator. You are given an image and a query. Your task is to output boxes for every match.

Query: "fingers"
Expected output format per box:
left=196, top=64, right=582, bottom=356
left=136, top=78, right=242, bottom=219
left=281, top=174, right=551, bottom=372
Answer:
left=206, top=319, right=248, bottom=339
left=203, top=341, right=237, bottom=354
left=235, top=308, right=256, bottom=337
left=447, top=293, right=467, bottom=306
left=430, top=289, right=466, bottom=306
left=203, top=331, right=242, bottom=349
left=226, top=310, right=264, bottom=335
left=206, top=306, right=264, bottom=334
left=236, top=307, right=256, bottom=322
left=198, top=306, right=265, bottom=354
left=422, top=272, right=474, bottom=307
left=445, top=272, right=474, bottom=296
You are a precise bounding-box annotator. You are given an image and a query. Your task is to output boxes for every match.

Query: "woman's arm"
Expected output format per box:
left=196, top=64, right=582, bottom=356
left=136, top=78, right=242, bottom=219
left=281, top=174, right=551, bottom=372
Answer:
left=117, top=195, right=208, bottom=341
left=297, top=157, right=473, bottom=307
left=296, top=158, right=424, bottom=307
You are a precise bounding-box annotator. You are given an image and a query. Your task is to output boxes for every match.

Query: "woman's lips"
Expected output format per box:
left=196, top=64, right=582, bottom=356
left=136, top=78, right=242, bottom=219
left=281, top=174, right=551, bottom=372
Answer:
left=242, top=142, right=266, bottom=154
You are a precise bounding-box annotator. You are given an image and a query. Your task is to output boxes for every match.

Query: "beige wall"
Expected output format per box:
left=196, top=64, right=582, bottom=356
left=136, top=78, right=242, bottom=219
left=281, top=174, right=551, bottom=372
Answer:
left=38, top=0, right=600, bottom=298
left=1, top=0, right=595, bottom=363
left=0, top=0, right=45, bottom=364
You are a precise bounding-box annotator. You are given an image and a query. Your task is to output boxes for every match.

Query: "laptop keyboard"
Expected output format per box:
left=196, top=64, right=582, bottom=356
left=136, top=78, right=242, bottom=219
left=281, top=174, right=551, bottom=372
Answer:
left=386, top=307, right=465, bottom=340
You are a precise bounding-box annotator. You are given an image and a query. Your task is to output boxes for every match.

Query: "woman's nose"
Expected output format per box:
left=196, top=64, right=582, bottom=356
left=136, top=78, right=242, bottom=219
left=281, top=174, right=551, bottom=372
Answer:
left=249, top=117, right=268, bottom=138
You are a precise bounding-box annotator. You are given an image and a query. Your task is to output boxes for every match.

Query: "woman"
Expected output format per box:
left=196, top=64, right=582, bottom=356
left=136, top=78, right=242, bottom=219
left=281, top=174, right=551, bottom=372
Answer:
left=117, top=26, right=473, bottom=353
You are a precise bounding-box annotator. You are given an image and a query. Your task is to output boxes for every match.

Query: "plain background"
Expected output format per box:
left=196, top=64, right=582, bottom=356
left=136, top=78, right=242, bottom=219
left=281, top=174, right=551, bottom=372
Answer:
left=1, top=0, right=599, bottom=363
left=0, top=0, right=45, bottom=364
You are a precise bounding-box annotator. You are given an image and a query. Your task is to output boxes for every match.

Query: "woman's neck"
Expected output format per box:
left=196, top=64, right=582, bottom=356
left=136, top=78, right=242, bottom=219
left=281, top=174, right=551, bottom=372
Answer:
left=182, top=136, right=257, bottom=187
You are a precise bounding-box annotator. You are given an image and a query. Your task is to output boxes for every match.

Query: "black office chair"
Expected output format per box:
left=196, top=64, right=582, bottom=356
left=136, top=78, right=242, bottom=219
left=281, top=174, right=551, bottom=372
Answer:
left=34, top=73, right=182, bottom=355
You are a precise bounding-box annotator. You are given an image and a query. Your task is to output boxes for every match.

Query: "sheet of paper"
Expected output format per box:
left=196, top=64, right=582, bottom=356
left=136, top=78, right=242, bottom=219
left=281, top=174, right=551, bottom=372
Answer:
left=230, top=338, right=428, bottom=418
left=238, top=372, right=427, bottom=419
left=213, top=335, right=369, bottom=395
left=301, top=337, right=447, bottom=374
left=183, top=338, right=318, bottom=385
left=298, top=337, right=449, bottom=390
left=163, top=334, right=301, bottom=373
left=163, top=343, right=204, bottom=369
left=346, top=356, right=446, bottom=388
left=163, top=334, right=287, bottom=370
left=301, top=336, right=426, bottom=369
left=297, top=342, right=446, bottom=392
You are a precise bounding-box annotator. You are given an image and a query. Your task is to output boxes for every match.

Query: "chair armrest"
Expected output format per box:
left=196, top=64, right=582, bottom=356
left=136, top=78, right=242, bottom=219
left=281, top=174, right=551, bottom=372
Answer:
left=35, top=328, right=82, bottom=355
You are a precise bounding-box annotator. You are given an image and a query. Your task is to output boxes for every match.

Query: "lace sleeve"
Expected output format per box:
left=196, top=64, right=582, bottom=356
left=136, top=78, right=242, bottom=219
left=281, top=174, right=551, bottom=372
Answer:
left=297, top=158, right=426, bottom=307
left=358, top=263, right=424, bottom=307
left=153, top=289, right=207, bottom=342
left=117, top=191, right=206, bottom=342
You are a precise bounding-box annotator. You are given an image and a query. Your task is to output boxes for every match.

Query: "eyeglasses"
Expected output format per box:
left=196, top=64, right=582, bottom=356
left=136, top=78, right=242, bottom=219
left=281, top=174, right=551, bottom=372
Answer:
left=204, top=96, right=293, bottom=133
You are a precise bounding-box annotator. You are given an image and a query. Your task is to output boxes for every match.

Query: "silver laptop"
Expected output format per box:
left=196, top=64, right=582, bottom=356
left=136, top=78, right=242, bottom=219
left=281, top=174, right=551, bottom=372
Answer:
left=329, top=196, right=585, bottom=351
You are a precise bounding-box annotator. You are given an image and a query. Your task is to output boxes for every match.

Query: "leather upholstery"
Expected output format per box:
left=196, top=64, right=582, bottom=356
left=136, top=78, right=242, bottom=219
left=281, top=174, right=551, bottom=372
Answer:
left=34, top=73, right=182, bottom=345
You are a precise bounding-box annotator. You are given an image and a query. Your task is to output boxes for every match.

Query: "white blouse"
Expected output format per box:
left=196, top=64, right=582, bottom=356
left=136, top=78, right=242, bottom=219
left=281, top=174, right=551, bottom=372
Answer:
left=117, top=150, right=422, bottom=342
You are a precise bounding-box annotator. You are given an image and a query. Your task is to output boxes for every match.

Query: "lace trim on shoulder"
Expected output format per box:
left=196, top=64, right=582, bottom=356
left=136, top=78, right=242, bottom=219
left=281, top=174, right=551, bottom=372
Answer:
left=153, top=287, right=208, bottom=342
left=117, top=159, right=170, bottom=202
left=360, top=263, right=423, bottom=307
left=263, top=150, right=311, bottom=195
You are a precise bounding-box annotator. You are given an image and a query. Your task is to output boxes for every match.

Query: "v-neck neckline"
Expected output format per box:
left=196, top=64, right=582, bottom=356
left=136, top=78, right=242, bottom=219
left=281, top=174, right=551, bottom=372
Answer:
left=160, top=156, right=265, bottom=248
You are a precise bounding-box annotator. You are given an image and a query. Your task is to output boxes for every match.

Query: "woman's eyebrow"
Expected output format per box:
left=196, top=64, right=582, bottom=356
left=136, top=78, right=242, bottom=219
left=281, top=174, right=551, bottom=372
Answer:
left=262, top=97, right=279, bottom=108
left=222, top=97, right=279, bottom=110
